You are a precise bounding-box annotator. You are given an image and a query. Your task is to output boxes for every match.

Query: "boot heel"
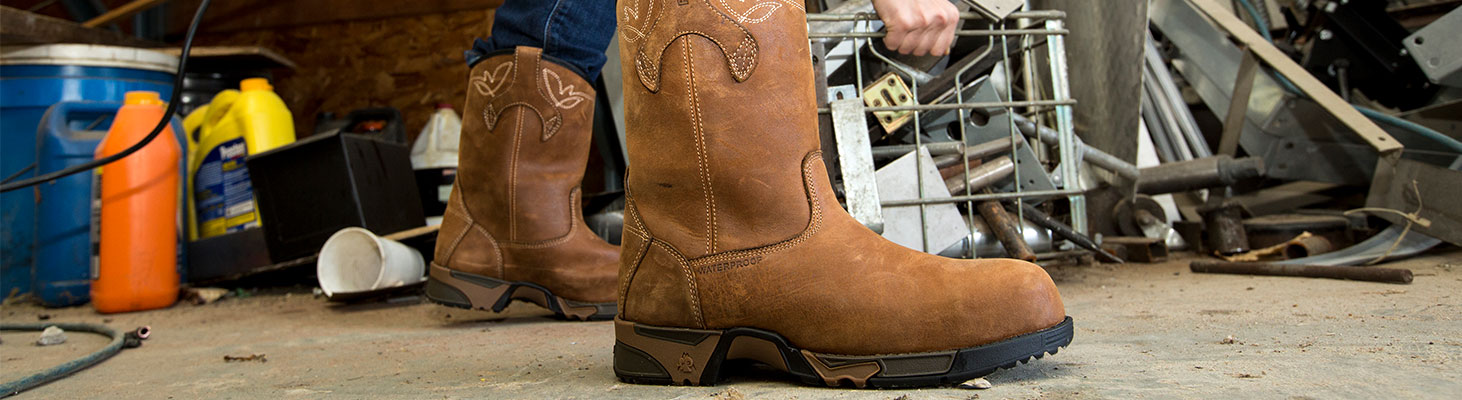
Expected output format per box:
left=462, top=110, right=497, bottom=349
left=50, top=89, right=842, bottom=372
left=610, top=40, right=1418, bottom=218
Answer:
left=613, top=319, right=727, bottom=386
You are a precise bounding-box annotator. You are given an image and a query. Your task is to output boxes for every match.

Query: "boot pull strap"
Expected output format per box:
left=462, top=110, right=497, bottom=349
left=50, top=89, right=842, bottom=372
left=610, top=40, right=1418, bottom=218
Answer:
left=625, top=0, right=759, bottom=93
left=478, top=47, right=592, bottom=141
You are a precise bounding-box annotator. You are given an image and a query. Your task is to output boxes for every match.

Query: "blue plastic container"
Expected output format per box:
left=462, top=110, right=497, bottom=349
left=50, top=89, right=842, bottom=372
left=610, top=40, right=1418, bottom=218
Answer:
left=34, top=101, right=187, bottom=306
left=1, top=44, right=177, bottom=297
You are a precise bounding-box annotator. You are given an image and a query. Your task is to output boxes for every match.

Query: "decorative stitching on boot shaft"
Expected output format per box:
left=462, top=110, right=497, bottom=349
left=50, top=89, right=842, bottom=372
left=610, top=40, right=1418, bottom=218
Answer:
left=629, top=0, right=759, bottom=93
left=684, top=39, right=718, bottom=255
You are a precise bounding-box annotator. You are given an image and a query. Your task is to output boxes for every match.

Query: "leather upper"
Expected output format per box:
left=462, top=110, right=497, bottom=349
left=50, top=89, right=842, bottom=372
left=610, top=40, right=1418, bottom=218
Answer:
left=434, top=47, right=618, bottom=303
left=614, top=0, right=1066, bottom=355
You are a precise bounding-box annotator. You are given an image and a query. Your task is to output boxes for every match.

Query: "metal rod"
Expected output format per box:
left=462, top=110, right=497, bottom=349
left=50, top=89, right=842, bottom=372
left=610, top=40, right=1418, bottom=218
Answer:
left=806, top=10, right=1066, bottom=21
left=881, top=188, right=1085, bottom=207
left=817, top=99, right=1075, bottom=113
left=1014, top=203, right=1124, bottom=263
left=810, top=29, right=1068, bottom=39
left=1190, top=261, right=1413, bottom=284
left=978, top=199, right=1038, bottom=261
left=1011, top=113, right=1139, bottom=179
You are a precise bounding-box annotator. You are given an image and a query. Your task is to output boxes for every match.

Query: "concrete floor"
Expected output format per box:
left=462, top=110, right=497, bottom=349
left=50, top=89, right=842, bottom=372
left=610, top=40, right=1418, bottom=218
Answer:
left=3, top=251, right=1461, bottom=399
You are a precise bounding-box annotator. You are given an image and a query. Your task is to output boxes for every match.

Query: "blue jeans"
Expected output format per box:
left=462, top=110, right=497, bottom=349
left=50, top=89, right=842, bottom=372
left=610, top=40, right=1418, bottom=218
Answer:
left=466, top=0, right=618, bottom=82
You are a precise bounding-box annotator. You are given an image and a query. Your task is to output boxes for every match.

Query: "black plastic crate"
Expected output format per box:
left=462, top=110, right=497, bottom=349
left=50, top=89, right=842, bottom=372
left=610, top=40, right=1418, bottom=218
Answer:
left=247, top=132, right=425, bottom=263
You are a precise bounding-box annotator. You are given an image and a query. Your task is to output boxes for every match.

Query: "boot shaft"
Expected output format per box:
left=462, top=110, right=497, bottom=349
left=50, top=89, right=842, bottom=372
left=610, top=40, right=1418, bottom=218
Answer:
left=616, top=0, right=824, bottom=258
left=458, top=47, right=597, bottom=243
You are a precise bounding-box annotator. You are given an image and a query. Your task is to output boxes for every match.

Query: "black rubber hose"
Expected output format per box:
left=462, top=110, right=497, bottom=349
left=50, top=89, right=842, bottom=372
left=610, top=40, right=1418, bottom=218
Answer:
left=0, top=323, right=148, bottom=397
left=0, top=0, right=213, bottom=193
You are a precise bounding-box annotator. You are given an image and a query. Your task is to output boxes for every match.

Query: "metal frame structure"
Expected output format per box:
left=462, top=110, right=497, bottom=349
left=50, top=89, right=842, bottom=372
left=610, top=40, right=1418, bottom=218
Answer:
left=807, top=8, right=1086, bottom=257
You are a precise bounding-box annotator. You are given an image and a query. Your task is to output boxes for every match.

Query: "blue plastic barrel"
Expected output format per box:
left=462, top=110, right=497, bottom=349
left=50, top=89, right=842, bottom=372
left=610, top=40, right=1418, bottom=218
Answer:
left=34, top=101, right=187, bottom=306
left=1, top=44, right=177, bottom=297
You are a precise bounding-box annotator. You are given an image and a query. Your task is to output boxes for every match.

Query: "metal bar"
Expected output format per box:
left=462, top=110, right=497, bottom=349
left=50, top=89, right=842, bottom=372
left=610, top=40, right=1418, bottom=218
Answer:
left=1046, top=18, right=1086, bottom=234
left=810, top=29, right=1068, bottom=39
left=1190, top=261, right=1414, bottom=284
left=816, top=99, right=1075, bottom=113
left=831, top=99, right=886, bottom=233
left=881, top=188, right=1085, bottom=207
left=805, top=10, right=1065, bottom=21
left=1220, top=46, right=1259, bottom=156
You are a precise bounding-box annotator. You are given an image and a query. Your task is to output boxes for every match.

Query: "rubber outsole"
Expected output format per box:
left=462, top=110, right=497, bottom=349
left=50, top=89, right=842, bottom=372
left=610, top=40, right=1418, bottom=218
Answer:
left=613, top=316, right=1074, bottom=388
left=425, top=264, right=616, bottom=321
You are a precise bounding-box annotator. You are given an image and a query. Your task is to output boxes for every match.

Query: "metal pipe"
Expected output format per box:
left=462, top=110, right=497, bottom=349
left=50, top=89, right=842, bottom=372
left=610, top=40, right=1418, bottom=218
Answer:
left=1145, top=37, right=1212, bottom=158
left=875, top=137, right=1014, bottom=161
left=872, top=141, right=965, bottom=158
left=1136, top=155, right=1265, bottom=194
left=944, top=157, right=1015, bottom=195
left=817, top=99, right=1076, bottom=113
left=1284, top=235, right=1334, bottom=259
left=1190, top=261, right=1413, bottom=284
left=806, top=10, right=1066, bottom=21
left=881, top=188, right=1086, bottom=207
left=1010, top=113, right=1140, bottom=180
left=810, top=29, right=1069, bottom=39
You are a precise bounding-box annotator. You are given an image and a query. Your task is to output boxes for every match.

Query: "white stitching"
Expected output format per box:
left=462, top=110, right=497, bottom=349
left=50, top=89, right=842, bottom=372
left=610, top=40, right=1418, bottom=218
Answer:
left=685, top=39, right=717, bottom=255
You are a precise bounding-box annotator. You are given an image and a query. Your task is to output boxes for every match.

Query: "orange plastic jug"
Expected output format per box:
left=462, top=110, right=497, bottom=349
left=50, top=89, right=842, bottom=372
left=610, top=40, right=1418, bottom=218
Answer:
left=92, top=91, right=181, bottom=313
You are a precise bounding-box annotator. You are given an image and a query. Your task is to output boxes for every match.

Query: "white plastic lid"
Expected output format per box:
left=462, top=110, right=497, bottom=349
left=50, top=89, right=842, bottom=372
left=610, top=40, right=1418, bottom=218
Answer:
left=0, top=44, right=179, bottom=73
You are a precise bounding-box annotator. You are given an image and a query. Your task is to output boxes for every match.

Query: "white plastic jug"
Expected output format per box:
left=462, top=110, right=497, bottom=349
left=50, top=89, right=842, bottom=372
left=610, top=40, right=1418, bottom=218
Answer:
left=410, top=104, right=461, bottom=170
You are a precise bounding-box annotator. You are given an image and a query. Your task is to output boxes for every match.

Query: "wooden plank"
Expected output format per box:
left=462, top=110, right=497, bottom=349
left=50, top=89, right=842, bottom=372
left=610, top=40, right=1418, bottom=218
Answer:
left=167, top=0, right=502, bottom=34
left=1187, top=0, right=1403, bottom=156
left=0, top=5, right=161, bottom=47
left=82, top=0, right=169, bottom=28
left=1219, top=45, right=1258, bottom=156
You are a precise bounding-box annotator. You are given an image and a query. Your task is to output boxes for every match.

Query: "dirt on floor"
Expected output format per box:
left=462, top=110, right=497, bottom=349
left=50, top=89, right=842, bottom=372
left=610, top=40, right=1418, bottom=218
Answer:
left=3, top=251, right=1461, bottom=399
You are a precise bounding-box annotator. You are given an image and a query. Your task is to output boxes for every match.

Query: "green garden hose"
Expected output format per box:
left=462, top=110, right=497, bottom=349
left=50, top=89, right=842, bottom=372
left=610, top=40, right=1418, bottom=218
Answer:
left=0, top=323, right=150, bottom=398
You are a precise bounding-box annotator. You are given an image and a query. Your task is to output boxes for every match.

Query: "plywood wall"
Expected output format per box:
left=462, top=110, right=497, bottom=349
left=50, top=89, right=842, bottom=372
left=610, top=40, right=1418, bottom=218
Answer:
left=190, top=7, right=496, bottom=142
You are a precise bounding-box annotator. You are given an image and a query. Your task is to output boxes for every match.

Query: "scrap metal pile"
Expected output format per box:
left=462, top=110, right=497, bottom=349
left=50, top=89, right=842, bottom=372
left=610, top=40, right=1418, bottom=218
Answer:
left=807, top=0, right=1461, bottom=273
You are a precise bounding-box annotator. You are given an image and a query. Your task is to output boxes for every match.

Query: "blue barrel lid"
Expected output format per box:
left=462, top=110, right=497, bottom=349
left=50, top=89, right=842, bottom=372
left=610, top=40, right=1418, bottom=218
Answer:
left=1, top=44, right=178, bottom=73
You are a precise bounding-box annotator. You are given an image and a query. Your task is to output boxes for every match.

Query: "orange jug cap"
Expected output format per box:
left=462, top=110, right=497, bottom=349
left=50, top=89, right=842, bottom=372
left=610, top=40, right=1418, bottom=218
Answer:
left=124, top=91, right=164, bottom=106
left=240, top=78, right=273, bottom=92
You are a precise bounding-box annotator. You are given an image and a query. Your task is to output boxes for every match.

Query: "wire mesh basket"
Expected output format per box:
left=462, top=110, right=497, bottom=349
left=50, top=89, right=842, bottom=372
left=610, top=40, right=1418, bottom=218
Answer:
left=806, top=4, right=1090, bottom=260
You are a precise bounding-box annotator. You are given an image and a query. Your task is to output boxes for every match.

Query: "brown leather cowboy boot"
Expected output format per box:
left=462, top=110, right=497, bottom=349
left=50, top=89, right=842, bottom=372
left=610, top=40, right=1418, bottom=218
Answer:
left=426, top=47, right=617, bottom=321
left=610, top=1, right=1072, bottom=387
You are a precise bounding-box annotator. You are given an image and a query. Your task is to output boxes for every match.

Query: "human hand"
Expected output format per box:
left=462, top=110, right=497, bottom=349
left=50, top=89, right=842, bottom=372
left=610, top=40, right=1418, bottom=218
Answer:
left=871, top=0, right=959, bottom=57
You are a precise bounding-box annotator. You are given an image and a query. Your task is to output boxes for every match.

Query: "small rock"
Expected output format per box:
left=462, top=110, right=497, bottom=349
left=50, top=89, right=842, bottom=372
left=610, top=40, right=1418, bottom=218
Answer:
left=958, top=377, right=992, bottom=390
left=36, top=314, right=50, bottom=321
left=36, top=326, right=67, bottom=346
left=1220, top=335, right=1240, bottom=345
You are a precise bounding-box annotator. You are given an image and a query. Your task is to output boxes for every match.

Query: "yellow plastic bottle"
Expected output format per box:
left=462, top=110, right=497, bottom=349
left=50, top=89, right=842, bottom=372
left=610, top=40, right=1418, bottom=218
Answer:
left=189, top=78, right=295, bottom=239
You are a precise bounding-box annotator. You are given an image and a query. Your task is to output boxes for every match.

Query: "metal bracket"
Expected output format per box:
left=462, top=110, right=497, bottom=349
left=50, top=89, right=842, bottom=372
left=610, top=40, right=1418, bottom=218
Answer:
left=863, top=73, right=916, bottom=134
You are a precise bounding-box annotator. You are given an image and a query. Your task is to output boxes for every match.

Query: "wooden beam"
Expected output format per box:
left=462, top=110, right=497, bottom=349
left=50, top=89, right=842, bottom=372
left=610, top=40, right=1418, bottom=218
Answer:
left=1187, top=0, right=1403, bottom=156
left=0, top=5, right=160, bottom=47
left=82, top=0, right=169, bottom=28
